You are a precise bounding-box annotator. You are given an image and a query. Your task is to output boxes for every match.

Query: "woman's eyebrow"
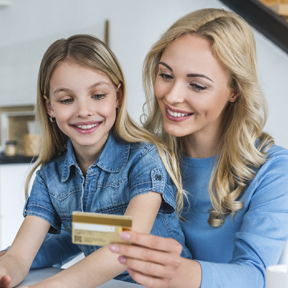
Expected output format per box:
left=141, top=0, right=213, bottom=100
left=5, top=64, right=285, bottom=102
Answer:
left=187, top=73, right=214, bottom=83
left=159, top=62, right=213, bottom=83
left=159, top=62, right=173, bottom=71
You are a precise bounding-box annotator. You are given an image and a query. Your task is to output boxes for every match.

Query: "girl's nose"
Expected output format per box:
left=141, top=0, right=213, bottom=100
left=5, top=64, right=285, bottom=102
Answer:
left=76, top=99, right=94, bottom=117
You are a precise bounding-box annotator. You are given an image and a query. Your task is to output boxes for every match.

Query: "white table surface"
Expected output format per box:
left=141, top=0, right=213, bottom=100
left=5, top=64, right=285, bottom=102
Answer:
left=15, top=267, right=145, bottom=287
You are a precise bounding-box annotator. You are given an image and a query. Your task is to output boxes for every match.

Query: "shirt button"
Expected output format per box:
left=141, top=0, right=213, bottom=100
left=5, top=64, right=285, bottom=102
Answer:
left=155, top=174, right=162, bottom=181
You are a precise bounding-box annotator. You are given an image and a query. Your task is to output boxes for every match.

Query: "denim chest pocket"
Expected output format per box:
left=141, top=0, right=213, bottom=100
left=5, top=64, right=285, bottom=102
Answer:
left=53, top=174, right=130, bottom=233
left=87, top=176, right=130, bottom=214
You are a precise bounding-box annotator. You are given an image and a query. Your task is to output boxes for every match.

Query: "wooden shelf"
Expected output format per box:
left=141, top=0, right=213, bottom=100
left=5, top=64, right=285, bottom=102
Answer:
left=219, top=0, right=288, bottom=54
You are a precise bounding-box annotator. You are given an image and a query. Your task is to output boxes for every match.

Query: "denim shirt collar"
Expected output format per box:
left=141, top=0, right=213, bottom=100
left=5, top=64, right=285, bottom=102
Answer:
left=61, top=132, right=130, bottom=182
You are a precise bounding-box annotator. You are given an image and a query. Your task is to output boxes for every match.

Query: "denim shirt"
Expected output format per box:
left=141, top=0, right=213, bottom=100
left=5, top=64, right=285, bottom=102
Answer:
left=24, top=133, right=191, bottom=281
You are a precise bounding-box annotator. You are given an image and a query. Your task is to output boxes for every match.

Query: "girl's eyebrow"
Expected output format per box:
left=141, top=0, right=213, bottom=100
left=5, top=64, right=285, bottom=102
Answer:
left=88, top=81, right=110, bottom=90
left=159, top=61, right=213, bottom=83
left=53, top=82, right=110, bottom=95
left=53, top=87, right=72, bottom=95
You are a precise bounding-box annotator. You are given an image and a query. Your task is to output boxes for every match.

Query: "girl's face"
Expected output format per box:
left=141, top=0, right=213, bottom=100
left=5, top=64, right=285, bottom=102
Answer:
left=154, top=34, right=237, bottom=142
left=45, top=60, right=121, bottom=156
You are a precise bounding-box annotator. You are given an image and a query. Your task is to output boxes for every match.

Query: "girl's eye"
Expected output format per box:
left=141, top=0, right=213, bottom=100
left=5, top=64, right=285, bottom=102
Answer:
left=158, top=73, right=173, bottom=80
left=92, top=94, right=105, bottom=100
left=60, top=98, right=73, bottom=104
left=190, top=84, right=207, bottom=92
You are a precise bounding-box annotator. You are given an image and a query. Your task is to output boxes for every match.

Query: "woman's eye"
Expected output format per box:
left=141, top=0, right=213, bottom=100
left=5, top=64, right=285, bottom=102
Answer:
left=190, top=84, right=206, bottom=92
left=159, top=73, right=173, bottom=80
left=60, top=98, right=73, bottom=104
left=92, top=94, right=105, bottom=100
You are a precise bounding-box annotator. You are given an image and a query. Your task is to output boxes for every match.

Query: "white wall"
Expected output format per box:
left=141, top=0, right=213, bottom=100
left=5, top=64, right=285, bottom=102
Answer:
left=0, top=0, right=287, bottom=148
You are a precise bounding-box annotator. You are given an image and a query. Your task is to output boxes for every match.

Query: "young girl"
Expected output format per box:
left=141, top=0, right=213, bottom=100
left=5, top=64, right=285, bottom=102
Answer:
left=0, top=34, right=191, bottom=288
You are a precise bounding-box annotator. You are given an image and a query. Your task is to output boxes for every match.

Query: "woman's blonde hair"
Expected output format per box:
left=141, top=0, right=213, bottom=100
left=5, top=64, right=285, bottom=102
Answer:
left=25, top=34, right=184, bottom=213
left=142, top=8, right=274, bottom=227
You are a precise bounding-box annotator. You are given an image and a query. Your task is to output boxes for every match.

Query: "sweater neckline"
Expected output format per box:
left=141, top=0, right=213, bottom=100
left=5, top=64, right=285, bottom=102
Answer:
left=181, top=153, right=218, bottom=167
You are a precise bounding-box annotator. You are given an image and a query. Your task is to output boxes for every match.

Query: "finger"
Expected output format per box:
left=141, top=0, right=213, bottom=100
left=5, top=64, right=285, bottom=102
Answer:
left=127, top=269, right=171, bottom=288
left=119, top=231, right=182, bottom=254
left=119, top=256, right=179, bottom=279
left=0, top=275, right=11, bottom=288
left=111, top=244, right=181, bottom=267
left=0, top=251, right=7, bottom=257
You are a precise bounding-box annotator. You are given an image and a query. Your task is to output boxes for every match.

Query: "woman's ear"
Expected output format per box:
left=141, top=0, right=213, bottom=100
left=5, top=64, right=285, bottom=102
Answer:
left=116, top=83, right=123, bottom=108
left=229, top=89, right=240, bottom=103
left=43, top=95, right=54, bottom=117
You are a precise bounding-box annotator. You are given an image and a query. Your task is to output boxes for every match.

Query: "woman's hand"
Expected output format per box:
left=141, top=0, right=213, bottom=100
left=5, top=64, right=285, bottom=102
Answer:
left=109, top=231, right=183, bottom=288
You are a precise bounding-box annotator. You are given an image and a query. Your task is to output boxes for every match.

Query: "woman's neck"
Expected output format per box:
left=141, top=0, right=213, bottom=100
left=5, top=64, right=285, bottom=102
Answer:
left=183, top=131, right=220, bottom=159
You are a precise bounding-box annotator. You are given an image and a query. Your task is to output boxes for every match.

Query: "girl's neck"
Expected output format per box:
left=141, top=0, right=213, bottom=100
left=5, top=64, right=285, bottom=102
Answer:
left=183, top=131, right=220, bottom=159
left=73, top=145, right=104, bottom=177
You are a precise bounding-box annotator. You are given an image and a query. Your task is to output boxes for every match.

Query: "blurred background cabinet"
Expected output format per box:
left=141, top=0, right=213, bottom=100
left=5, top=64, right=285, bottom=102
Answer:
left=0, top=163, right=34, bottom=250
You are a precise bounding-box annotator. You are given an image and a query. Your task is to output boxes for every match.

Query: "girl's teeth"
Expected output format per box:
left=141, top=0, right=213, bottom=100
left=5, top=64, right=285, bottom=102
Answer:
left=76, top=123, right=98, bottom=130
left=167, top=109, right=189, bottom=117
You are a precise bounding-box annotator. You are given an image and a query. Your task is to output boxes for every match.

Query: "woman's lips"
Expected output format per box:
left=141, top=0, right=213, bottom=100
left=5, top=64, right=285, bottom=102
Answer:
left=165, top=105, right=194, bottom=122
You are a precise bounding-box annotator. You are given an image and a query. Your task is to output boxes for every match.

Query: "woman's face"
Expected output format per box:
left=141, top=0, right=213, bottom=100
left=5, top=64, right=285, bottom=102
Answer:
left=154, top=34, right=237, bottom=141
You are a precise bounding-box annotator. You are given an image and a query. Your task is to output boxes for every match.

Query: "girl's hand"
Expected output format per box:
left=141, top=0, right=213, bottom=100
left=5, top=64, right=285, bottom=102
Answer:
left=109, top=231, right=183, bottom=288
left=0, top=275, right=11, bottom=288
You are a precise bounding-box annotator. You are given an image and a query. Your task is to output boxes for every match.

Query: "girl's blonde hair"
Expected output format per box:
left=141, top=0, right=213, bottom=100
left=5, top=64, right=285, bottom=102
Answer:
left=26, top=34, right=184, bottom=213
left=142, top=8, right=274, bottom=227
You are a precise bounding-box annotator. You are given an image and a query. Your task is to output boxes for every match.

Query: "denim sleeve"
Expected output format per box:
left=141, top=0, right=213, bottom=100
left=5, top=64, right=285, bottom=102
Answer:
left=129, top=148, right=177, bottom=210
left=23, top=170, right=62, bottom=234
left=199, top=151, right=288, bottom=288
left=31, top=229, right=82, bottom=269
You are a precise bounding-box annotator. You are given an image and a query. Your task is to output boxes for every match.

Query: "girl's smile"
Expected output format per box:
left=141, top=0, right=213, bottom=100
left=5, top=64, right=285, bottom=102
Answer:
left=71, top=121, right=102, bottom=134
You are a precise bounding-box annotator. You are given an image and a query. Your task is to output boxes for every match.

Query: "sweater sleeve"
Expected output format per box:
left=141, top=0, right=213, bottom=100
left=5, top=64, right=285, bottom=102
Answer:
left=199, top=149, right=288, bottom=288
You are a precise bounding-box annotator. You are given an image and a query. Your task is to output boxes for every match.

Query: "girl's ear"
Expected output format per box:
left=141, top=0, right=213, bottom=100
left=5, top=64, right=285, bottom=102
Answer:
left=43, top=95, right=54, bottom=117
left=116, top=83, right=123, bottom=108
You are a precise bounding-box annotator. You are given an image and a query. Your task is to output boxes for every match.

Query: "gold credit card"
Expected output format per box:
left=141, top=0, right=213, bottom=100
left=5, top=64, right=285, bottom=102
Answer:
left=72, top=211, right=132, bottom=246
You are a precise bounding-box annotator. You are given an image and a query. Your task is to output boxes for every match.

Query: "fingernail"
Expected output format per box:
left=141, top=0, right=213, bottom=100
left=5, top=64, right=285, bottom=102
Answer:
left=119, top=232, right=131, bottom=240
left=109, top=244, right=120, bottom=252
left=127, top=268, right=133, bottom=274
left=118, top=256, right=126, bottom=263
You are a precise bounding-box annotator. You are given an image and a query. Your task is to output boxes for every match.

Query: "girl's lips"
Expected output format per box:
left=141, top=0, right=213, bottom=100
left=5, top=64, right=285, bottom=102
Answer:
left=165, top=105, right=194, bottom=122
left=72, top=121, right=101, bottom=126
left=71, top=122, right=102, bottom=134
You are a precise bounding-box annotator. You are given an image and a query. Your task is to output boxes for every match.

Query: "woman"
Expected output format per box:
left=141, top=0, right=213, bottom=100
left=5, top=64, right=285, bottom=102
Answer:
left=108, top=8, right=288, bottom=288
left=1, top=8, right=288, bottom=288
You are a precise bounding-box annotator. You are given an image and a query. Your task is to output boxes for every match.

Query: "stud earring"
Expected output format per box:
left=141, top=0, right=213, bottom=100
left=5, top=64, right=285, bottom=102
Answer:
left=49, top=116, right=56, bottom=123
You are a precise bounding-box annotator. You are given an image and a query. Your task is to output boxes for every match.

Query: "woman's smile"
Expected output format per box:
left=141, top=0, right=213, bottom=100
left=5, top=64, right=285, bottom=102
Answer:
left=165, top=104, right=194, bottom=122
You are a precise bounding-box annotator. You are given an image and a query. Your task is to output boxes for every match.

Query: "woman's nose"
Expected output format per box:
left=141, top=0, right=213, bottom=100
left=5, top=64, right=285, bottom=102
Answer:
left=165, top=82, right=185, bottom=104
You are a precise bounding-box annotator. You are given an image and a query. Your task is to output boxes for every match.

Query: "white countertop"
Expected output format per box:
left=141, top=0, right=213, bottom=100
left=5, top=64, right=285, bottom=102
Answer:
left=15, top=267, right=144, bottom=287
